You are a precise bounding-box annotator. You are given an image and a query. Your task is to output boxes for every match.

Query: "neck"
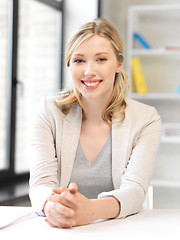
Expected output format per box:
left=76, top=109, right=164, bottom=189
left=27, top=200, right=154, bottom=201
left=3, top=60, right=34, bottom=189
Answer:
left=82, top=98, right=108, bottom=124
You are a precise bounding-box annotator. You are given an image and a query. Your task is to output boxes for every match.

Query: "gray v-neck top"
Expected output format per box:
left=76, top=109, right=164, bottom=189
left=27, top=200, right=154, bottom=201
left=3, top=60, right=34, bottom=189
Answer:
left=69, top=132, right=114, bottom=199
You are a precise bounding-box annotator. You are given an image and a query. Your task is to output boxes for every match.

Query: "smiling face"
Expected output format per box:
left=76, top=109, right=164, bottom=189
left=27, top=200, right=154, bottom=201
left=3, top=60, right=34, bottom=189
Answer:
left=69, top=35, right=122, bottom=104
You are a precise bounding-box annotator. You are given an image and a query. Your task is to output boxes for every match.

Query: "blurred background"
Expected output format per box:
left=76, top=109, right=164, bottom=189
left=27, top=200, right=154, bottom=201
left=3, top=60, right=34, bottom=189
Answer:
left=0, top=0, right=180, bottom=209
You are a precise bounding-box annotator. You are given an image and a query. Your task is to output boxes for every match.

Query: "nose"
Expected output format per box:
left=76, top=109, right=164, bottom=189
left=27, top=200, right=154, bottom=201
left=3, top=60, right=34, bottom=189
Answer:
left=84, top=61, right=96, bottom=78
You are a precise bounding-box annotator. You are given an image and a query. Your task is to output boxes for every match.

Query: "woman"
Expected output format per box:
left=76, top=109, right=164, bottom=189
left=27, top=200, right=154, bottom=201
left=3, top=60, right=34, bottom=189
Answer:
left=29, top=18, right=161, bottom=228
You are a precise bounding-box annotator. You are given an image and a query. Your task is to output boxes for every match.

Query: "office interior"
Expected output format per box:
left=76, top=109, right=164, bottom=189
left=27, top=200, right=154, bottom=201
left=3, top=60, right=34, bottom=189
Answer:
left=0, top=0, right=180, bottom=210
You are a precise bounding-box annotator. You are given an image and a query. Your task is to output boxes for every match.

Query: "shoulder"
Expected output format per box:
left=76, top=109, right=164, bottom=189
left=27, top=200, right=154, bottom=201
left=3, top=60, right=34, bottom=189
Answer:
left=125, top=97, right=161, bottom=125
left=126, top=97, right=154, bottom=111
left=35, top=96, right=63, bottom=118
left=35, top=96, right=81, bottom=121
left=38, top=96, right=60, bottom=109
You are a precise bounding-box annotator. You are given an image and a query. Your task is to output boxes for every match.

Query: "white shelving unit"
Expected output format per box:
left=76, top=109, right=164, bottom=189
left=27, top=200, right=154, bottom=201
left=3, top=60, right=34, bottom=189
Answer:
left=127, top=5, right=180, bottom=209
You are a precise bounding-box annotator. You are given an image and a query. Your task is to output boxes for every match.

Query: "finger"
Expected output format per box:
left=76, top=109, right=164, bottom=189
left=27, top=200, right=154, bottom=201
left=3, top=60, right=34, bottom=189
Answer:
left=47, top=201, right=75, bottom=218
left=45, top=214, right=75, bottom=228
left=68, top=182, right=78, bottom=194
left=47, top=193, right=65, bottom=203
left=52, top=187, right=67, bottom=195
left=47, top=191, right=77, bottom=210
left=47, top=192, right=76, bottom=210
left=60, top=191, right=79, bottom=210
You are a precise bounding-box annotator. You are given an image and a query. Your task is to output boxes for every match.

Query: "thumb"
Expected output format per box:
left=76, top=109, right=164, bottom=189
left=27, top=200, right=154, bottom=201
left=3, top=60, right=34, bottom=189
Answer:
left=68, top=182, right=78, bottom=194
left=52, top=186, right=67, bottom=194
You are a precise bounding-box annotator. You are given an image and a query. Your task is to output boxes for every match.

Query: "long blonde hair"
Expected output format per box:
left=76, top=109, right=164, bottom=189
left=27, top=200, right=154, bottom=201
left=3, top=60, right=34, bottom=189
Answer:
left=56, top=18, right=128, bottom=124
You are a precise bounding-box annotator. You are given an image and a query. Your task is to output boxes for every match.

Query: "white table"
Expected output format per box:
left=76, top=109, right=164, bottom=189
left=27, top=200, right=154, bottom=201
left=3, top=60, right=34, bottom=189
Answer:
left=0, top=206, right=180, bottom=240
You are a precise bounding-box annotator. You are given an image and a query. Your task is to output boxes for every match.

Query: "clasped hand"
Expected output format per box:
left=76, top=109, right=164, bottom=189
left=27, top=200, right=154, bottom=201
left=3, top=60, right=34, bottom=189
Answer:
left=43, top=183, right=94, bottom=228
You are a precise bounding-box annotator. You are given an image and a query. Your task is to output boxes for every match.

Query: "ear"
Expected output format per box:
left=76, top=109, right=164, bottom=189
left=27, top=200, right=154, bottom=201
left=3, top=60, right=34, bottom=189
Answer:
left=116, top=62, right=123, bottom=73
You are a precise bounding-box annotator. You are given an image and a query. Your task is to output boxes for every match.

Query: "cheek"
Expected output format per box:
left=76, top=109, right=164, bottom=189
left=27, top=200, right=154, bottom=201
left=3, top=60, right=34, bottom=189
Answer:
left=105, top=64, right=117, bottom=79
left=70, top=66, right=82, bottom=78
left=70, top=68, right=83, bottom=87
left=70, top=67, right=78, bottom=80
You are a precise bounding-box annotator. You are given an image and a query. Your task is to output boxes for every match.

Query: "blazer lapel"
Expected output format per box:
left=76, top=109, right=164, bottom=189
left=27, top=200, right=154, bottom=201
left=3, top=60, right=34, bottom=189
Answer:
left=60, top=105, right=131, bottom=190
left=60, top=105, right=82, bottom=187
left=112, top=119, right=131, bottom=189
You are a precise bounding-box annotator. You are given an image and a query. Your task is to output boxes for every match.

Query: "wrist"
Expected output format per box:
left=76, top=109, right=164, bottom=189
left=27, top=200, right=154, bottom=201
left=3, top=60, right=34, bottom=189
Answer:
left=89, top=197, right=120, bottom=222
left=89, top=199, right=98, bottom=222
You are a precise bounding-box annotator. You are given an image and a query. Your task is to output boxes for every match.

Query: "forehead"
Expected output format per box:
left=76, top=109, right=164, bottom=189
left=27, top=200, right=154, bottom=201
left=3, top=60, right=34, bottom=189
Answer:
left=73, top=35, right=115, bottom=54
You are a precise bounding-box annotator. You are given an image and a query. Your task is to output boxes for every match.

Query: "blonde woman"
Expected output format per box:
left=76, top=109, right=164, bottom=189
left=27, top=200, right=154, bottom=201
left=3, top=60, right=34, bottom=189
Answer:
left=29, top=18, right=161, bottom=228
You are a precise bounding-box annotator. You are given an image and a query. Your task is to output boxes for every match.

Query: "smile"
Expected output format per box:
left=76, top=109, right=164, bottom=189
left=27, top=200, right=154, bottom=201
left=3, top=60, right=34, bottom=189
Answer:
left=81, top=80, right=102, bottom=89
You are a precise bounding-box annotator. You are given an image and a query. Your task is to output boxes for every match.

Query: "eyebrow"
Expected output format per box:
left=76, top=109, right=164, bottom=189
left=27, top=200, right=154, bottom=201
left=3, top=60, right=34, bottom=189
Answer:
left=72, top=53, right=84, bottom=57
left=95, top=52, right=109, bottom=56
left=72, top=52, right=109, bottom=57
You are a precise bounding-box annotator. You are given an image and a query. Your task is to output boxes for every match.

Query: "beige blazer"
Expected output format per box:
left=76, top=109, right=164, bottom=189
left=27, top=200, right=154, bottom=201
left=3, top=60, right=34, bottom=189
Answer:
left=29, top=97, right=161, bottom=218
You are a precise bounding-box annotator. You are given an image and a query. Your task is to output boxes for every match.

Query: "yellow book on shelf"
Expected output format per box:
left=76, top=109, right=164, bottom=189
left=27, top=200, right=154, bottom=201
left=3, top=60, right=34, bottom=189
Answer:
left=131, top=57, right=148, bottom=94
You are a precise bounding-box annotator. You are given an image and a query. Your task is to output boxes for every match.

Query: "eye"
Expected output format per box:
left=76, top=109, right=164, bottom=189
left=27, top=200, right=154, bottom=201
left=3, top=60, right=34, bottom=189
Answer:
left=74, top=59, right=85, bottom=64
left=97, top=58, right=107, bottom=62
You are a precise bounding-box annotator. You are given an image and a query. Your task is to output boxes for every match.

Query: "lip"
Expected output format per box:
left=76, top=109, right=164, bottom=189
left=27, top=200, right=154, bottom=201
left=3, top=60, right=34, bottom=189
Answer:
left=81, top=80, right=102, bottom=90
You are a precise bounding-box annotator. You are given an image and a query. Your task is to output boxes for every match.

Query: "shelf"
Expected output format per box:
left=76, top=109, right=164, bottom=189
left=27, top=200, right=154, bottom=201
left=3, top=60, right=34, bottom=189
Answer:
left=128, top=4, right=180, bottom=208
left=162, top=123, right=180, bottom=143
left=132, top=48, right=180, bottom=57
left=130, top=93, right=180, bottom=100
left=151, top=179, right=180, bottom=188
left=129, top=4, right=180, bottom=12
left=161, top=136, right=180, bottom=144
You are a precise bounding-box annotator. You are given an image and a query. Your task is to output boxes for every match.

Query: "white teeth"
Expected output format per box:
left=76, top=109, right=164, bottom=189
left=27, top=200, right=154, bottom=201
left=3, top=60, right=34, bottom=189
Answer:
left=84, top=82, right=99, bottom=87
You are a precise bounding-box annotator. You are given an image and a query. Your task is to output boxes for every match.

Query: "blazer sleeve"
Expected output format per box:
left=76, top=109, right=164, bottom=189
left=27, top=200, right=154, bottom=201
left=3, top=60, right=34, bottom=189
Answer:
left=29, top=98, right=60, bottom=215
left=98, top=105, right=162, bottom=219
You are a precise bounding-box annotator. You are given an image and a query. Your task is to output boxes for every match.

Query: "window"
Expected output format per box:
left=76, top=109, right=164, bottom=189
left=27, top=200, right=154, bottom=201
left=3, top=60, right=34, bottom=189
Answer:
left=16, top=0, right=62, bottom=173
left=0, top=0, right=8, bottom=171
left=0, top=0, right=63, bottom=182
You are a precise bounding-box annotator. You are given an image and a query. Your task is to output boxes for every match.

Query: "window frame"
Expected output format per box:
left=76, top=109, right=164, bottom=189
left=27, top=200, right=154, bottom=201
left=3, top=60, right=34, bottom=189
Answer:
left=0, top=0, right=64, bottom=185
